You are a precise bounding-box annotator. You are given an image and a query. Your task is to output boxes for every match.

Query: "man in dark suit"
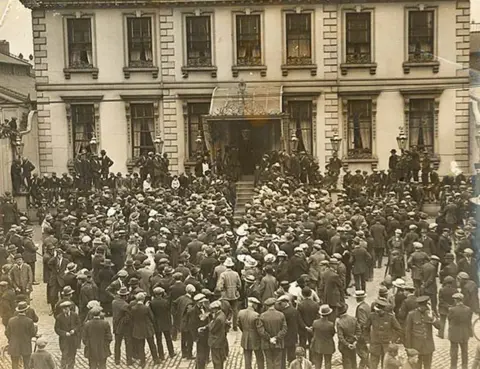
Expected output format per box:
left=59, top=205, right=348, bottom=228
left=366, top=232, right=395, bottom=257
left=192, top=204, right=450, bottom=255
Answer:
left=5, top=301, right=36, bottom=369
left=457, top=248, right=478, bottom=285
left=350, top=244, right=372, bottom=292
left=370, top=219, right=387, bottom=268
left=131, top=292, right=160, bottom=366
left=276, top=295, right=298, bottom=369
left=207, top=300, right=228, bottom=369
left=458, top=272, right=479, bottom=314
left=47, top=249, right=69, bottom=313
left=296, top=287, right=319, bottom=351
left=54, top=301, right=81, bottom=369
left=310, top=305, right=336, bottom=369
left=112, top=287, right=133, bottom=366
left=420, top=256, right=440, bottom=314
left=82, top=307, right=113, bottom=369
left=0, top=194, right=19, bottom=231
left=238, top=297, right=264, bottom=369
left=322, top=259, right=344, bottom=321
left=99, top=149, right=114, bottom=180
left=448, top=293, right=472, bottom=369
left=405, top=296, right=440, bottom=369
left=150, top=287, right=175, bottom=359
left=21, top=228, right=38, bottom=284
left=256, top=297, right=287, bottom=369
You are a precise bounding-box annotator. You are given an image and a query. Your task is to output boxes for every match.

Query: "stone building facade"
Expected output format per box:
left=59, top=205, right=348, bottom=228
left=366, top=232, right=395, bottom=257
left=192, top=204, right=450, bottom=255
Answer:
left=21, top=0, right=471, bottom=176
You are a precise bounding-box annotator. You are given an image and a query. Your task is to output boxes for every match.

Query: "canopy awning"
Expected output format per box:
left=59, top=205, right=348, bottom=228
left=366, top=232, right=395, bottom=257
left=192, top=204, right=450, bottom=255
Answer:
left=208, top=84, right=283, bottom=118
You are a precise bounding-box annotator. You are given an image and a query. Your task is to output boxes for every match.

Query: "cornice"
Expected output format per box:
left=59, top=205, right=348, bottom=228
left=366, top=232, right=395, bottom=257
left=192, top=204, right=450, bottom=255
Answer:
left=20, top=0, right=455, bottom=9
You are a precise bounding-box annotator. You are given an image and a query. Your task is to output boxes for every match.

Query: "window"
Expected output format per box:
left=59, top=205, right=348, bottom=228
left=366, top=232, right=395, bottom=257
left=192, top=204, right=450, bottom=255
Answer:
left=131, top=104, right=155, bottom=157
left=186, top=16, right=212, bottom=67
left=71, top=104, right=95, bottom=157
left=236, top=14, right=262, bottom=66
left=408, top=11, right=434, bottom=62
left=67, top=19, right=93, bottom=68
left=345, top=13, right=371, bottom=64
left=286, top=14, right=312, bottom=65
left=409, top=99, right=434, bottom=152
left=346, top=100, right=372, bottom=158
left=188, top=103, right=210, bottom=158
left=289, top=101, right=313, bottom=153
left=127, top=17, right=153, bottom=67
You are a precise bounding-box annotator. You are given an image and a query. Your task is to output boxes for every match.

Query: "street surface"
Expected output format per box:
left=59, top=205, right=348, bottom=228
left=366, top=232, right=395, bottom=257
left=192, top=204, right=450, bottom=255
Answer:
left=0, top=227, right=478, bottom=369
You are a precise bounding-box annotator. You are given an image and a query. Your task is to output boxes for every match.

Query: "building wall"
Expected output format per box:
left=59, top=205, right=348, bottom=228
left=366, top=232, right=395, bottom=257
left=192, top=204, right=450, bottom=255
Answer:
left=30, top=0, right=470, bottom=176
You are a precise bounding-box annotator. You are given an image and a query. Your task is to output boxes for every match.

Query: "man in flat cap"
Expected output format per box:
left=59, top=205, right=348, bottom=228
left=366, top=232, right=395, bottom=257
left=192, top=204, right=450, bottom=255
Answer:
left=457, top=272, right=479, bottom=314
left=405, top=296, right=440, bottom=369
left=207, top=300, right=228, bottom=369
left=238, top=297, right=264, bottom=369
left=256, top=297, right=287, bottom=369
left=82, top=307, right=112, bottom=369
left=112, top=287, right=133, bottom=366
left=150, top=287, right=175, bottom=360
left=420, top=255, right=440, bottom=314
left=448, top=293, right=472, bottom=369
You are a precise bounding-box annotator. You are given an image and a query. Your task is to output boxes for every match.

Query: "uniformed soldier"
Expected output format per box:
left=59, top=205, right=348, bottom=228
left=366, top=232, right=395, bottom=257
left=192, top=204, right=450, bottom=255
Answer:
left=364, top=299, right=401, bottom=369
left=404, top=296, right=440, bottom=369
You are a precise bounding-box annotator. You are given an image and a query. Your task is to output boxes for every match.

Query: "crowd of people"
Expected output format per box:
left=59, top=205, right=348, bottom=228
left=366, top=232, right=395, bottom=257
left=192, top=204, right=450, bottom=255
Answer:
left=0, top=147, right=478, bottom=369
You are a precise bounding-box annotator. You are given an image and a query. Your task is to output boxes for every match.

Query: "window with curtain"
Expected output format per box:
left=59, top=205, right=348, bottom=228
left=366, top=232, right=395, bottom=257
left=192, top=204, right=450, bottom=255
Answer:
left=71, top=104, right=95, bottom=158
left=289, top=101, right=313, bottom=153
left=345, top=12, right=371, bottom=64
left=186, top=16, right=212, bottom=67
left=286, top=13, right=312, bottom=65
left=236, top=14, right=262, bottom=66
left=188, top=103, right=210, bottom=158
left=127, top=17, right=153, bottom=67
left=67, top=19, right=93, bottom=68
left=409, top=99, right=434, bottom=152
left=408, top=10, right=434, bottom=62
left=347, top=100, right=373, bottom=158
left=131, top=104, right=155, bottom=157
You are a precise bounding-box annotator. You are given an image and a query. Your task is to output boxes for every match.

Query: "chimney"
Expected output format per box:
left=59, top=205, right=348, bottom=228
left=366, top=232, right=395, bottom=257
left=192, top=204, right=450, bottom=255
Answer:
left=0, top=40, right=10, bottom=55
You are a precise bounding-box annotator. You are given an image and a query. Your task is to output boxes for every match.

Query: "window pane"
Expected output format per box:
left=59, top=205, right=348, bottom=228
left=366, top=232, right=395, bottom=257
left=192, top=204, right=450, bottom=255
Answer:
left=408, top=11, right=434, bottom=62
left=288, top=101, right=313, bottom=153
left=67, top=19, right=93, bottom=68
left=347, top=100, right=372, bottom=158
left=286, top=14, right=312, bottom=64
left=127, top=17, right=153, bottom=66
left=345, top=13, right=371, bottom=64
left=409, top=99, right=434, bottom=152
left=236, top=15, right=262, bottom=66
left=186, top=16, right=212, bottom=66
left=71, top=104, right=95, bottom=158
left=131, top=104, right=155, bottom=157
left=188, top=103, right=210, bottom=158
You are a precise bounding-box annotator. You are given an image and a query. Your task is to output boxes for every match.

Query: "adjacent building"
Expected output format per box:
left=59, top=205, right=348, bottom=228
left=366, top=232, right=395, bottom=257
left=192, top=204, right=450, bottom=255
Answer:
left=20, top=0, right=471, bottom=176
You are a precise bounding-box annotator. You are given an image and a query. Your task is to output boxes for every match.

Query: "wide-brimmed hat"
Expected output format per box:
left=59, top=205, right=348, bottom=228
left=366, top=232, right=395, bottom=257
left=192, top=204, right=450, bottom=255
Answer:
left=62, top=286, right=74, bottom=295
left=16, top=301, right=29, bottom=312
left=224, top=258, right=235, bottom=267
left=117, top=286, right=129, bottom=296
left=319, top=304, right=333, bottom=316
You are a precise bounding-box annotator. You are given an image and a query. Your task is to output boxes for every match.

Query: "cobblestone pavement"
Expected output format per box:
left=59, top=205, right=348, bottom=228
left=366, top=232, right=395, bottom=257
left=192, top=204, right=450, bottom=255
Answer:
left=0, top=228, right=478, bottom=369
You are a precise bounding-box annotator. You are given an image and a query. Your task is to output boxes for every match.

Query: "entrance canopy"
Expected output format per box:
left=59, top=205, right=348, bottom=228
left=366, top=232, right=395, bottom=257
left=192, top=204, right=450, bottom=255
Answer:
left=209, top=84, right=283, bottom=117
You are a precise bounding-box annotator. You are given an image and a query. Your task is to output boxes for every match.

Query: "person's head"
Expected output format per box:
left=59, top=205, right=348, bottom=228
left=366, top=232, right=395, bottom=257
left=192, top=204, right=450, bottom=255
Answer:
left=295, top=346, right=306, bottom=359
left=387, top=344, right=398, bottom=357
left=416, top=296, right=430, bottom=312
left=14, top=254, right=23, bottom=266
left=452, top=292, right=464, bottom=305
left=247, top=297, right=261, bottom=309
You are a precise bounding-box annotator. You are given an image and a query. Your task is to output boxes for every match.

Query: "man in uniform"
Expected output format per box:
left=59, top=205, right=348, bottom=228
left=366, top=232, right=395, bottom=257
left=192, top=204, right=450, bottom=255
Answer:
left=405, top=296, right=440, bottom=369
left=238, top=297, right=264, bottom=369
left=256, top=297, right=287, bottom=369
left=364, top=299, right=402, bottom=369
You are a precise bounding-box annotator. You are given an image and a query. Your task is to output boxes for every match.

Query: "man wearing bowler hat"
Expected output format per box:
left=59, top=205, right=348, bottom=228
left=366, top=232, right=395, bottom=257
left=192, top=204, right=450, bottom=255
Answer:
left=405, top=296, right=440, bottom=369
left=257, top=297, right=287, bottom=369
left=9, top=253, right=33, bottom=301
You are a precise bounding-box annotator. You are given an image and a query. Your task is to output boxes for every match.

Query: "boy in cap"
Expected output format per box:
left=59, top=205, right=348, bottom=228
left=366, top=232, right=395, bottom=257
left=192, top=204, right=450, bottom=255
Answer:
left=383, top=344, right=401, bottom=369
left=403, top=349, right=419, bottom=369
left=288, top=347, right=313, bottom=369
left=30, top=338, right=55, bottom=369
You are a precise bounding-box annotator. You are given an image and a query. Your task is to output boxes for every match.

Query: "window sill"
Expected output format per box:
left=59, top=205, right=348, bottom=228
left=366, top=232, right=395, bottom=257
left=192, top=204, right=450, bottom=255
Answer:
left=340, top=63, right=377, bottom=76
left=342, top=156, right=379, bottom=170
left=64, top=67, right=99, bottom=80
left=232, top=65, right=267, bottom=78
left=402, top=61, right=439, bottom=74
left=181, top=66, right=217, bottom=79
left=281, top=64, right=317, bottom=77
left=123, top=66, right=159, bottom=79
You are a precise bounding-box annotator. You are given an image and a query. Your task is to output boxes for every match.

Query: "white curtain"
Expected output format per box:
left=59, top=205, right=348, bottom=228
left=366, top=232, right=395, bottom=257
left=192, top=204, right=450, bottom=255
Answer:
left=130, top=50, right=141, bottom=61
left=409, top=119, right=420, bottom=147
left=359, top=122, right=370, bottom=149
left=144, top=48, right=152, bottom=62
left=421, top=119, right=433, bottom=148
left=202, top=119, right=212, bottom=155
left=86, top=50, right=92, bottom=65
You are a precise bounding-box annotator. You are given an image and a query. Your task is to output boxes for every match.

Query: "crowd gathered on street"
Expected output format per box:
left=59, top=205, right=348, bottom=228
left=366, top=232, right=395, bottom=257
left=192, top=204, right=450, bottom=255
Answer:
left=0, top=147, right=479, bottom=369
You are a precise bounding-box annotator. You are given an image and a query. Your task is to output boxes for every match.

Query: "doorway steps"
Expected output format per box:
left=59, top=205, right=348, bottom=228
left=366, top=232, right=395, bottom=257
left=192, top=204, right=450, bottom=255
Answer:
left=233, top=177, right=255, bottom=222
